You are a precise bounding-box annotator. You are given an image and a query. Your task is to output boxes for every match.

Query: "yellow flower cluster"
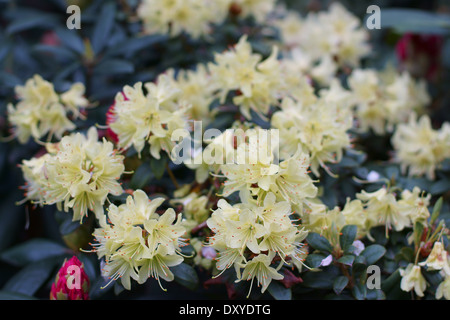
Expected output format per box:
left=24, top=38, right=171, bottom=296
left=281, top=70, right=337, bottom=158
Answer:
left=91, top=190, right=187, bottom=290
left=208, top=35, right=280, bottom=120
left=109, top=74, right=191, bottom=159
left=271, top=81, right=354, bottom=176
left=392, top=113, right=450, bottom=180
left=272, top=2, right=370, bottom=83
left=7, top=74, right=89, bottom=143
left=206, top=192, right=308, bottom=296
left=304, top=186, right=431, bottom=241
left=400, top=242, right=450, bottom=298
left=137, top=0, right=276, bottom=39
left=348, top=67, right=430, bottom=135
left=137, top=0, right=230, bottom=39
left=19, top=127, right=125, bottom=222
left=170, top=186, right=210, bottom=234
left=165, top=64, right=217, bottom=126
left=197, top=121, right=319, bottom=295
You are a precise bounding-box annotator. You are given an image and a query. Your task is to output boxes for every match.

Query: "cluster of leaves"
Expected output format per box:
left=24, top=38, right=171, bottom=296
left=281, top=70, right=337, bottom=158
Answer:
left=0, top=0, right=449, bottom=300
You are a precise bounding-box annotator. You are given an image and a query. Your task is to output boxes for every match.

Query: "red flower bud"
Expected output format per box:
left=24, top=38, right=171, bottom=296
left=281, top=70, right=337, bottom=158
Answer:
left=106, top=92, right=128, bottom=144
left=396, top=33, right=443, bottom=81
left=50, top=256, right=90, bottom=300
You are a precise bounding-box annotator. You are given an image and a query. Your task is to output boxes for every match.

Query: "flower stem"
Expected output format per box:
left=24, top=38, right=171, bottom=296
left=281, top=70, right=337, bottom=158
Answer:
left=166, top=163, right=180, bottom=189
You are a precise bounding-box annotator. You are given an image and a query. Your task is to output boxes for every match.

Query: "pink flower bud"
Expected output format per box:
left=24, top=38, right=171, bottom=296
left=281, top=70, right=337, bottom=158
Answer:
left=50, top=256, right=90, bottom=300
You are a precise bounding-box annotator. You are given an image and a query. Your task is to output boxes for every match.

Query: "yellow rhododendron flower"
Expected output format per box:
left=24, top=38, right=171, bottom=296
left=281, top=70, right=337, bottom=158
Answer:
left=271, top=93, right=353, bottom=177
left=397, top=187, right=431, bottom=226
left=419, top=242, right=450, bottom=274
left=392, top=113, right=450, bottom=180
left=357, top=188, right=410, bottom=235
left=137, top=0, right=230, bottom=39
left=208, top=35, right=281, bottom=120
left=7, top=75, right=89, bottom=143
left=271, top=2, right=369, bottom=69
left=220, top=142, right=317, bottom=209
left=436, top=274, right=450, bottom=300
left=235, top=251, right=284, bottom=298
left=110, top=76, right=190, bottom=159
left=399, top=264, right=427, bottom=297
left=206, top=191, right=309, bottom=287
left=91, top=190, right=187, bottom=291
left=348, top=67, right=430, bottom=135
left=20, top=127, right=124, bottom=222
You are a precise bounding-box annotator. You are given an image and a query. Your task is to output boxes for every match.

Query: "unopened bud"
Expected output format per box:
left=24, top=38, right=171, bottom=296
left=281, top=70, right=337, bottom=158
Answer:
left=50, top=256, right=90, bottom=300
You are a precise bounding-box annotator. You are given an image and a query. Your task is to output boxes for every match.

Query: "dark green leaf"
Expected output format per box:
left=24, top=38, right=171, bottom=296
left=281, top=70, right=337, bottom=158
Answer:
left=337, top=255, right=355, bottom=266
left=0, top=71, right=22, bottom=89
left=151, top=156, right=168, bottom=180
left=381, top=269, right=401, bottom=293
left=395, top=247, right=415, bottom=263
left=413, top=222, right=425, bottom=248
left=302, top=266, right=340, bottom=289
left=430, top=180, right=450, bottom=195
left=0, top=291, right=38, bottom=300
left=6, top=13, right=59, bottom=34
left=130, top=162, right=154, bottom=189
left=333, top=276, right=349, bottom=295
left=171, top=263, right=199, bottom=291
left=91, top=2, right=117, bottom=54
left=306, top=233, right=333, bottom=253
left=0, top=238, right=70, bottom=267
left=304, top=253, right=327, bottom=269
left=353, top=255, right=367, bottom=273
left=54, top=27, right=85, bottom=54
left=267, top=281, right=292, bottom=300
left=430, top=197, right=444, bottom=225
left=105, top=35, right=169, bottom=58
left=352, top=282, right=367, bottom=300
left=3, top=257, right=62, bottom=295
left=89, top=277, right=112, bottom=300
left=340, top=225, right=357, bottom=253
left=94, top=59, right=134, bottom=75
left=361, top=245, right=386, bottom=265
left=32, top=44, right=78, bottom=61
left=379, top=9, right=450, bottom=35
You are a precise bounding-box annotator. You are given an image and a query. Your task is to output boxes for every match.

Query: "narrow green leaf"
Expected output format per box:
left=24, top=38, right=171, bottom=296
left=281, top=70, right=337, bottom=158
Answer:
left=91, top=2, right=116, bottom=54
left=54, top=27, right=85, bottom=54
left=94, top=59, right=134, bottom=75
left=0, top=238, right=70, bottom=267
left=6, top=13, right=59, bottom=34
left=413, top=222, right=425, bottom=248
left=430, top=197, right=444, bottom=225
left=3, top=257, right=63, bottom=296
left=32, top=44, right=78, bottom=61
